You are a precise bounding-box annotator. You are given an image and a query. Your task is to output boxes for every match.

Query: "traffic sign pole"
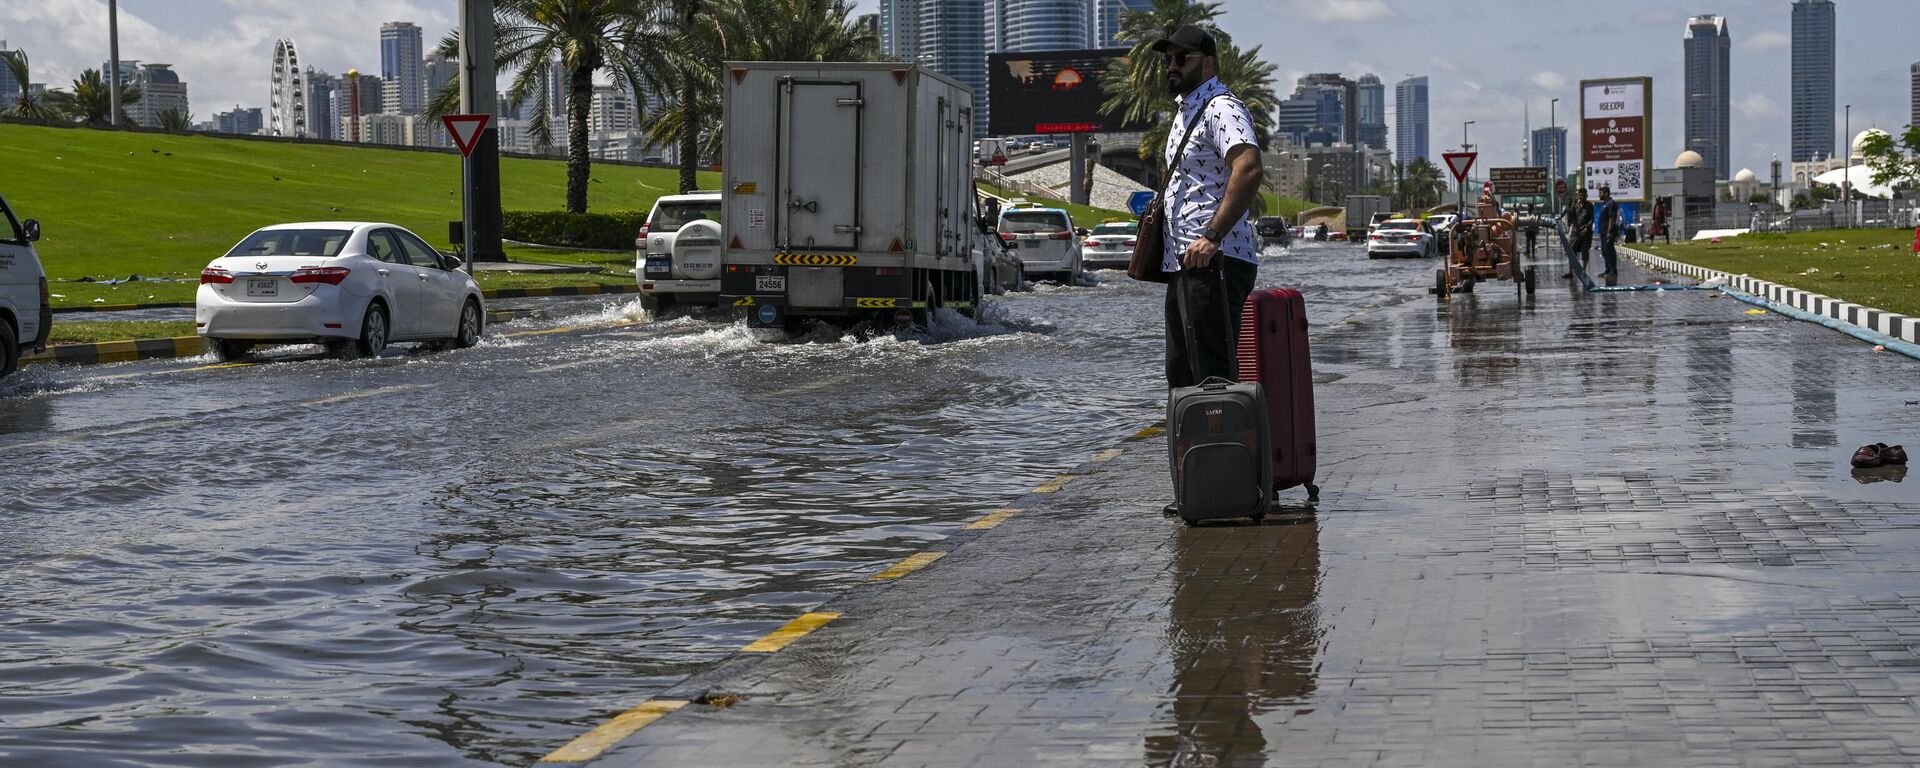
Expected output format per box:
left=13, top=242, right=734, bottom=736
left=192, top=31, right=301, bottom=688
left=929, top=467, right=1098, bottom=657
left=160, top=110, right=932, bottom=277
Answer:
left=443, top=114, right=491, bottom=276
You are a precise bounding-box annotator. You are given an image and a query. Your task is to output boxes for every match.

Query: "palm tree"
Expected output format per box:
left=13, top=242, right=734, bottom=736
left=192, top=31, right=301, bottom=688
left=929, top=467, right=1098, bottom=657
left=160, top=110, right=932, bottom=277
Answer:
left=1098, top=0, right=1275, bottom=173
left=157, top=108, right=193, bottom=131
left=429, top=1, right=660, bottom=214
left=642, top=0, right=876, bottom=192
left=0, top=49, right=55, bottom=119
left=43, top=68, right=140, bottom=125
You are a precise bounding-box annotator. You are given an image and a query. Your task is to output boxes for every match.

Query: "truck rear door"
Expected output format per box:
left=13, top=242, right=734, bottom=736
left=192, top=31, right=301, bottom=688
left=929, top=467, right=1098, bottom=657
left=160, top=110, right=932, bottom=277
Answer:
left=778, top=78, right=862, bottom=252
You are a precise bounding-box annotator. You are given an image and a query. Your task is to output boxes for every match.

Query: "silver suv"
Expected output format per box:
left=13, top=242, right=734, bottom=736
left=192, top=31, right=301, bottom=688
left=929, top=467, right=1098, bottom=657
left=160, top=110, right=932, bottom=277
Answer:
left=636, top=193, right=724, bottom=317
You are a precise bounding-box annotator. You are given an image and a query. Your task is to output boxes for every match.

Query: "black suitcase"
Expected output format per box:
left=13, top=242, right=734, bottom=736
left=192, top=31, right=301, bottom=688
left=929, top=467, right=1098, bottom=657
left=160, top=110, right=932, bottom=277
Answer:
left=1166, top=267, right=1273, bottom=523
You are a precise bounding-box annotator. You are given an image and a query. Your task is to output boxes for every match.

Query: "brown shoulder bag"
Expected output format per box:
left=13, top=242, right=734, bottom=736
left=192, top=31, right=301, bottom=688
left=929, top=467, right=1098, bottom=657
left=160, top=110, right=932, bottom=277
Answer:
left=1128, top=94, right=1226, bottom=283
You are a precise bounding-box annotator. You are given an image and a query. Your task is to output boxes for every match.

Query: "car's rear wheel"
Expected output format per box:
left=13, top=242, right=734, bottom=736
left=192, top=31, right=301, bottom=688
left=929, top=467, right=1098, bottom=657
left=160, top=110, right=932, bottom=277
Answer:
left=345, top=302, right=387, bottom=359
left=454, top=300, right=482, bottom=348
left=211, top=338, right=252, bottom=361
left=0, top=320, right=18, bottom=379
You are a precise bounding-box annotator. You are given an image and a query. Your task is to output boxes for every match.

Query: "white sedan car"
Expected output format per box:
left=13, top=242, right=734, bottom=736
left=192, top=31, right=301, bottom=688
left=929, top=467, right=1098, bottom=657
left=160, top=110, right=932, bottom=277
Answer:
left=1365, top=219, right=1437, bottom=259
left=196, top=222, right=485, bottom=360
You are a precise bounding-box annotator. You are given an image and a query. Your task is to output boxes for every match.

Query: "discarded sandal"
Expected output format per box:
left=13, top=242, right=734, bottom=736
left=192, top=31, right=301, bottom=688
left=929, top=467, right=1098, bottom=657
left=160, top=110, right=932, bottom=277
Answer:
left=1883, top=444, right=1909, bottom=465
left=1852, top=444, right=1883, bottom=468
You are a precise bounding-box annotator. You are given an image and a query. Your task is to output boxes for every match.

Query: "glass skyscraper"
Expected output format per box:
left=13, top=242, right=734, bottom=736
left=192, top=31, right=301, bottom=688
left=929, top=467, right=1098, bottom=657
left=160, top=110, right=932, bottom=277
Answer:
left=1394, top=76, right=1428, bottom=166
left=1098, top=0, right=1153, bottom=47
left=1791, top=0, right=1835, bottom=163
left=1356, top=74, right=1386, bottom=150
left=917, top=0, right=988, bottom=136
left=880, top=0, right=920, bottom=60
left=1683, top=15, right=1730, bottom=179
left=1530, top=126, right=1567, bottom=180
left=379, top=21, right=424, bottom=115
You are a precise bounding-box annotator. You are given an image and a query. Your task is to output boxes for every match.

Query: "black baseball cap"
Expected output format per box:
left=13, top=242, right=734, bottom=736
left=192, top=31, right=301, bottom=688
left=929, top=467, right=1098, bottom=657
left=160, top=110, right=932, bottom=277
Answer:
left=1151, top=25, right=1217, bottom=57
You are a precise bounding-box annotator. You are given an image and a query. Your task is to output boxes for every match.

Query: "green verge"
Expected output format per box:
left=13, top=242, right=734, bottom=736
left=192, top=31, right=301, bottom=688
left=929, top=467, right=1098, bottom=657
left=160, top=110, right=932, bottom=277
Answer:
left=45, top=320, right=197, bottom=345
left=975, top=181, right=1133, bottom=230
left=4, top=122, right=712, bottom=308
left=1638, top=229, right=1920, bottom=318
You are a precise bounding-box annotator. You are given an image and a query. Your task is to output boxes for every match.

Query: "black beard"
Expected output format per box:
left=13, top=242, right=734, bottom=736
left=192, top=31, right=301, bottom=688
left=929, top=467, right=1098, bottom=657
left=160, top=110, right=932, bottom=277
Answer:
left=1166, top=71, right=1196, bottom=95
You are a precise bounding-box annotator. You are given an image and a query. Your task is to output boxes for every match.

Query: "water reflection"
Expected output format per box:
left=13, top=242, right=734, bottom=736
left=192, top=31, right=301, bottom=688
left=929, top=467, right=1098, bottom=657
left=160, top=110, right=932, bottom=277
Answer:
left=1790, top=349, right=1838, bottom=450
left=1146, top=519, right=1321, bottom=766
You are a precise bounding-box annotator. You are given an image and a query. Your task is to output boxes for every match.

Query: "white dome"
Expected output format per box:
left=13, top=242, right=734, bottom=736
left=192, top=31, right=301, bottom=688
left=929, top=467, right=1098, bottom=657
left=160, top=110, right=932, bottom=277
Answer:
left=1674, top=150, right=1705, bottom=168
left=1733, top=168, right=1756, bottom=182
left=1852, top=128, right=1891, bottom=156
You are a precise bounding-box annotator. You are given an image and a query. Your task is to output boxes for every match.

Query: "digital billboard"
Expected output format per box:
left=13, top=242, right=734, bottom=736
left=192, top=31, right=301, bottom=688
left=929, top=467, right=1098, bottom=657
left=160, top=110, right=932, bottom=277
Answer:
left=986, top=48, right=1147, bottom=136
left=1579, top=77, right=1652, bottom=203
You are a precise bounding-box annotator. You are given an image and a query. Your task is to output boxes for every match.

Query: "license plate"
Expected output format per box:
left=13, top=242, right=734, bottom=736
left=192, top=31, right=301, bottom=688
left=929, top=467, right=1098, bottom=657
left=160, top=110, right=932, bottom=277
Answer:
left=755, top=274, right=786, bottom=292
left=246, top=278, right=278, bottom=297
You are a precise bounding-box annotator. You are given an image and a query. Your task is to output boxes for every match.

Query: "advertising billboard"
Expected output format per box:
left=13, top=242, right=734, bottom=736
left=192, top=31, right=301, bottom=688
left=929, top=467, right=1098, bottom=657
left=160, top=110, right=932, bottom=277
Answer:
left=987, top=48, right=1146, bottom=136
left=1579, top=77, right=1652, bottom=203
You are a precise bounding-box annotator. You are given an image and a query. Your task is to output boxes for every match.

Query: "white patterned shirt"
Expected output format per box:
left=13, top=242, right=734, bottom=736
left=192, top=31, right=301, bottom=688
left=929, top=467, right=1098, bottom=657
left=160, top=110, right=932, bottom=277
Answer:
left=1161, top=77, right=1260, bottom=272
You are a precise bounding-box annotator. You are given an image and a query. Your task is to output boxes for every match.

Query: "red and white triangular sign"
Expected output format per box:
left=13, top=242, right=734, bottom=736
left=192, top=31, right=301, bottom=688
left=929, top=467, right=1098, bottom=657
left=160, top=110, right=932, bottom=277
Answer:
left=442, top=114, right=491, bottom=158
left=1442, top=151, right=1477, bottom=183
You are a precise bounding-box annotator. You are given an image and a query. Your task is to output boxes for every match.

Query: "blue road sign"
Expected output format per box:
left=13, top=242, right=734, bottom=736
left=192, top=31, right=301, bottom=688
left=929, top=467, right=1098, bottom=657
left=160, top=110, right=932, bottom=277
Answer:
left=1127, top=190, right=1155, bottom=216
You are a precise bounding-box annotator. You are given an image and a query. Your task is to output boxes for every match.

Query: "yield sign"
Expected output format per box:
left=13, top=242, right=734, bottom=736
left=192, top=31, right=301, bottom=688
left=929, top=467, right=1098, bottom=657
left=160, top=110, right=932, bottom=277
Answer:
left=442, top=114, right=491, bottom=158
left=1442, top=151, right=1477, bottom=183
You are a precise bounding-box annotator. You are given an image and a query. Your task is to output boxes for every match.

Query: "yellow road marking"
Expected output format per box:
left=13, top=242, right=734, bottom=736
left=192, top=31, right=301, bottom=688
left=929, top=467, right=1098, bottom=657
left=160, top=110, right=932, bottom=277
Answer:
left=305, top=383, right=424, bottom=406
left=741, top=611, right=841, bottom=653
left=871, top=552, right=945, bottom=580
left=1090, top=448, right=1124, bottom=462
left=1131, top=425, right=1164, bottom=440
left=966, top=509, right=1018, bottom=530
left=1032, top=475, right=1074, bottom=493
left=538, top=700, right=688, bottom=763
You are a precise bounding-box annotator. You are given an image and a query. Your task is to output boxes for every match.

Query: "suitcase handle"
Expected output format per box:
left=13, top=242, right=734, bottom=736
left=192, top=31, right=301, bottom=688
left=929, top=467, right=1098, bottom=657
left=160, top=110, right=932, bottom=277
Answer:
left=1175, top=264, right=1240, bottom=383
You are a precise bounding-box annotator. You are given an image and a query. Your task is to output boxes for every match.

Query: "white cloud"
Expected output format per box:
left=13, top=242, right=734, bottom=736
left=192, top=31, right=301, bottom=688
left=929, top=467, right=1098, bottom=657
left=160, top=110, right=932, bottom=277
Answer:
left=1429, top=56, right=1460, bottom=73
left=1742, top=31, right=1790, bottom=52
left=1530, top=71, right=1566, bottom=90
left=1737, top=93, right=1782, bottom=120
left=1288, top=0, right=1396, bottom=23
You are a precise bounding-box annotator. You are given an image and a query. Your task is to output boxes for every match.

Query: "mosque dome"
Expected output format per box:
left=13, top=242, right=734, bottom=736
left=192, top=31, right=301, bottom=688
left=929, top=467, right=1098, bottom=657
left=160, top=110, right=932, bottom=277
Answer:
left=1851, top=128, right=1890, bottom=157
left=1674, top=150, right=1705, bottom=168
left=1733, top=168, right=1756, bottom=182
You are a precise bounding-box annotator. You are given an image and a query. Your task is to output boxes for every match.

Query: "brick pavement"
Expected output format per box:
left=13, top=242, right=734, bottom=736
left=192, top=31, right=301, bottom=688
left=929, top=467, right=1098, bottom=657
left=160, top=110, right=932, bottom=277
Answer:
left=590, top=258, right=1920, bottom=767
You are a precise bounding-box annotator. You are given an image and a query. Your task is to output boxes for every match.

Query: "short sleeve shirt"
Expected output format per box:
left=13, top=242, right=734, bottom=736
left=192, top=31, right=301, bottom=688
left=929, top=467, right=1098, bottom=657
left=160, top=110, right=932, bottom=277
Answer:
left=1161, top=77, right=1260, bottom=272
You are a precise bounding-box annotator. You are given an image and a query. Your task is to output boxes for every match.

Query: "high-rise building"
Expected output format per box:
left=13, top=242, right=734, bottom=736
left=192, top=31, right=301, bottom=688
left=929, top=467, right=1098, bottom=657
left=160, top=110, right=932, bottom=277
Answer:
left=589, top=85, right=636, bottom=133
left=986, top=0, right=1094, bottom=53
left=918, top=0, right=987, bottom=136
left=1394, top=76, right=1428, bottom=167
left=425, top=53, right=457, bottom=113
left=1530, top=126, right=1567, bottom=180
left=880, top=0, right=920, bottom=60
left=214, top=106, right=265, bottom=135
left=379, top=21, right=424, bottom=115
left=1276, top=85, right=1345, bottom=147
left=103, top=61, right=189, bottom=127
left=305, top=68, right=339, bottom=140
left=857, top=13, right=880, bottom=47
left=1683, top=15, right=1731, bottom=179
left=1355, top=73, right=1387, bottom=150
left=1097, top=0, right=1153, bottom=47
left=0, top=40, right=19, bottom=105
left=1911, top=61, right=1918, bottom=130
left=1791, top=0, right=1835, bottom=163
left=335, top=72, right=383, bottom=140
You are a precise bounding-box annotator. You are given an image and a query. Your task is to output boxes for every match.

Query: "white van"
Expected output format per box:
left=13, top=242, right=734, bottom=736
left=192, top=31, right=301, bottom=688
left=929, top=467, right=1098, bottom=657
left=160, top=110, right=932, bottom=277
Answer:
left=976, top=137, right=1009, bottom=166
left=0, top=192, right=50, bottom=378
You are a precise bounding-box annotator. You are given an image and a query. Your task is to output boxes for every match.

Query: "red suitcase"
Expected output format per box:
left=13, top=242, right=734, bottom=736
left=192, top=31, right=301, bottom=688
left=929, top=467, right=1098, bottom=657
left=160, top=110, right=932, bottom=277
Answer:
left=1236, top=288, right=1319, bottom=501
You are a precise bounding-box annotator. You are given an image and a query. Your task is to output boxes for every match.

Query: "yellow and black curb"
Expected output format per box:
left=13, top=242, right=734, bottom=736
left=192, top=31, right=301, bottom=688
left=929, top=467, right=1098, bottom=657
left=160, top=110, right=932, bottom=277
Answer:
left=21, top=336, right=204, bottom=366
left=535, top=422, right=1162, bottom=763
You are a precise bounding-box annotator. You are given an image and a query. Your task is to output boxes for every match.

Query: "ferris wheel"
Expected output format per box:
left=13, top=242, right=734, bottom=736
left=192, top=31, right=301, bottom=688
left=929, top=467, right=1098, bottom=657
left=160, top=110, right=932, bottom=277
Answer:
left=269, top=39, right=306, bottom=136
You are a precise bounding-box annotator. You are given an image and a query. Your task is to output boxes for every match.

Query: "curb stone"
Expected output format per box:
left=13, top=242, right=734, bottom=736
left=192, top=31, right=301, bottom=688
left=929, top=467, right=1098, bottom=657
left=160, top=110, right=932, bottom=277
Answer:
left=24, top=309, right=549, bottom=368
left=1623, top=246, right=1919, bottom=345
left=46, top=284, right=637, bottom=315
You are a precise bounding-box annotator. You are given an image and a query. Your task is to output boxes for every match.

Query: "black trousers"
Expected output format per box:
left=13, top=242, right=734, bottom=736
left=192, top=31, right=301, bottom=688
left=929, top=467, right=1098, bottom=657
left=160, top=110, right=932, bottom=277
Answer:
left=1164, top=258, right=1258, bottom=388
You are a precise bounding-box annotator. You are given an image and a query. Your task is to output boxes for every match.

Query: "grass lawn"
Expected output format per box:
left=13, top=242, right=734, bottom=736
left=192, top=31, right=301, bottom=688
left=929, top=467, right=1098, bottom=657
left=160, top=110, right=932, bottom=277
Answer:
left=4, top=122, right=714, bottom=308
left=45, top=320, right=197, bottom=345
left=1637, top=229, right=1920, bottom=318
left=976, top=181, right=1133, bottom=229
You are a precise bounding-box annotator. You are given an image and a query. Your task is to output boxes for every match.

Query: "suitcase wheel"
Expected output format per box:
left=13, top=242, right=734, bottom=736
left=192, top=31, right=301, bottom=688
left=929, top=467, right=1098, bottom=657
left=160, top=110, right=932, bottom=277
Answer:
left=1306, top=483, right=1321, bottom=502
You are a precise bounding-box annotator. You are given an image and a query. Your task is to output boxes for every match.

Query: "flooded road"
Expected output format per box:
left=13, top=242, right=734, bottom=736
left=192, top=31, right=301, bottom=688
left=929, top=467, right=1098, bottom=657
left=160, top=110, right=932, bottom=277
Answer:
left=0, top=243, right=1430, bottom=765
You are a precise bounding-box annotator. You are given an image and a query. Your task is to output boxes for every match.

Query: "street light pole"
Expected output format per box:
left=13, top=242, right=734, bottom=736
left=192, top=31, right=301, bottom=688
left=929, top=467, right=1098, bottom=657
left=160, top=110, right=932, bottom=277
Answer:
left=1549, top=98, right=1559, bottom=215
left=1842, top=103, right=1851, bottom=228
left=1461, top=120, right=1475, bottom=212
left=107, top=0, right=121, bottom=127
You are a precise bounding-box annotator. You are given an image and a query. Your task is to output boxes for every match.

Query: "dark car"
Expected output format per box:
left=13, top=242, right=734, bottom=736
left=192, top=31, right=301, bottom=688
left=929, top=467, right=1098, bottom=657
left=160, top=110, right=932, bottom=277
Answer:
left=1255, top=216, right=1292, bottom=246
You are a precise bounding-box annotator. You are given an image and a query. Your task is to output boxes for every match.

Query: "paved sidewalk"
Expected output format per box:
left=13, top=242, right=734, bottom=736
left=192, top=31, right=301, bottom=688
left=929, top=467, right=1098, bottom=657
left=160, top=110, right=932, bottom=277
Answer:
left=592, top=260, right=1920, bottom=766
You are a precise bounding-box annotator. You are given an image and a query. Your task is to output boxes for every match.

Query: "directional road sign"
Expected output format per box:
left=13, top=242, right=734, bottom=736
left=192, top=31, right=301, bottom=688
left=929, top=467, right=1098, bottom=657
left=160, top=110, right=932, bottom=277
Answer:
left=442, top=114, right=491, bottom=158
left=1127, top=190, right=1155, bottom=217
left=1489, top=166, right=1550, bottom=196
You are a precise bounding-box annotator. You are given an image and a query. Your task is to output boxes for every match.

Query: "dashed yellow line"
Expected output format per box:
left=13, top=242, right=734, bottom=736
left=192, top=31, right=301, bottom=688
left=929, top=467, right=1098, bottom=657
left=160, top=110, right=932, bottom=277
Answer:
left=1131, top=425, right=1164, bottom=440
left=1089, top=448, right=1124, bottom=462
left=538, top=700, right=688, bottom=763
left=871, top=552, right=945, bottom=580
left=741, top=611, right=841, bottom=653
left=966, top=509, right=1018, bottom=530
left=1032, top=475, right=1074, bottom=493
left=304, top=383, right=424, bottom=406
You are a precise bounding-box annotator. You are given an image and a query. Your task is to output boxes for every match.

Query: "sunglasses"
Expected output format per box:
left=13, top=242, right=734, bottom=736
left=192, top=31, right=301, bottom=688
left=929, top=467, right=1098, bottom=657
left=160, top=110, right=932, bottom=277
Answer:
left=1162, top=51, right=1202, bottom=67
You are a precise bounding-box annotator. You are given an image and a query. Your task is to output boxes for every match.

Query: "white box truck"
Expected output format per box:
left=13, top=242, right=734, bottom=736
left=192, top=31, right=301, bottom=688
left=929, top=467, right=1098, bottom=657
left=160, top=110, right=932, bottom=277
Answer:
left=720, top=62, right=984, bottom=332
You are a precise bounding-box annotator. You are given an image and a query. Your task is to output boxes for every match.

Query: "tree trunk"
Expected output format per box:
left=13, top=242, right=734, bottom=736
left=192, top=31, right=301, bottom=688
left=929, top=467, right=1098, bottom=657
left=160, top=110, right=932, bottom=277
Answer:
left=567, top=63, right=594, bottom=214
left=676, top=0, right=700, bottom=194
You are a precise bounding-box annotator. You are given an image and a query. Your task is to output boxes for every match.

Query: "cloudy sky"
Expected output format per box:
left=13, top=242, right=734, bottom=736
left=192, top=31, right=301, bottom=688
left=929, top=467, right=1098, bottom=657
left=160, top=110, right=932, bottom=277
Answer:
left=3, top=0, right=1914, bottom=176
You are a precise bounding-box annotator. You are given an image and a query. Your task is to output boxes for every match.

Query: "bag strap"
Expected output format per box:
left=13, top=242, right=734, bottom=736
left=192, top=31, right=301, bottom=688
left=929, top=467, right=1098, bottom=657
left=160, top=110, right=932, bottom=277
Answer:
left=1157, top=93, right=1228, bottom=197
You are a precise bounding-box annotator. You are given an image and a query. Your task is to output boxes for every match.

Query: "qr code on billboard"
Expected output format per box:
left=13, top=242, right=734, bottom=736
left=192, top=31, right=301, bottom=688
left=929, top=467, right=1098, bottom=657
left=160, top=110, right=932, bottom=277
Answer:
left=1616, top=162, right=1641, bottom=192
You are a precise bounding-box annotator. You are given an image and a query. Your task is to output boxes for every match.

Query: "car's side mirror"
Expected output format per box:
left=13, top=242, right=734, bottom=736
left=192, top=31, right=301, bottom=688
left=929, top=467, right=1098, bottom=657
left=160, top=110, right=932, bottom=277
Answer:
left=1075, top=227, right=1089, bottom=236
left=441, top=253, right=464, bottom=271
left=22, top=219, right=39, bottom=242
